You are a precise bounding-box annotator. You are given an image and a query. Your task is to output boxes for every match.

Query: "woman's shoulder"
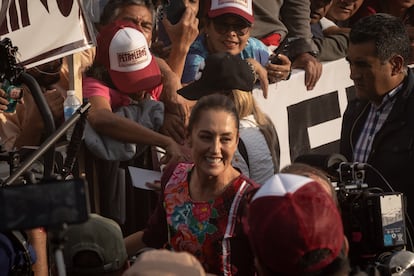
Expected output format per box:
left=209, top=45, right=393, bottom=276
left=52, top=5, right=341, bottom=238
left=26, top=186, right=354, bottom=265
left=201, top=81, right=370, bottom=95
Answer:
left=235, top=173, right=260, bottom=191
left=162, top=162, right=193, bottom=189
left=239, top=126, right=265, bottom=145
left=234, top=174, right=260, bottom=205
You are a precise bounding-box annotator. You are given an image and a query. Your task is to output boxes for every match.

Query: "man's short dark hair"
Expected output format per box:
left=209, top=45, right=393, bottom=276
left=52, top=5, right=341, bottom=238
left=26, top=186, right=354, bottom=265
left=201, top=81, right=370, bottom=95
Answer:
left=299, top=248, right=350, bottom=276
left=350, top=13, right=410, bottom=64
left=259, top=247, right=350, bottom=276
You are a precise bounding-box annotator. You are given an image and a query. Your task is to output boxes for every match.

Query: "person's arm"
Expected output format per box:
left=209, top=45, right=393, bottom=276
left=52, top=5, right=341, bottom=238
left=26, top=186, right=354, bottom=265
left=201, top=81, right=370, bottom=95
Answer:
left=245, top=58, right=269, bottom=99
left=27, top=228, right=48, bottom=276
left=281, top=0, right=322, bottom=90
left=0, top=86, right=9, bottom=111
left=156, top=57, right=192, bottom=143
left=87, top=95, right=187, bottom=164
left=266, top=54, right=292, bottom=83
left=156, top=57, right=184, bottom=113
left=0, top=87, right=64, bottom=150
left=313, top=33, right=349, bottom=62
left=163, top=6, right=199, bottom=80
left=124, top=231, right=146, bottom=256
left=14, top=88, right=64, bottom=148
left=292, top=53, right=322, bottom=91
left=281, top=0, right=316, bottom=57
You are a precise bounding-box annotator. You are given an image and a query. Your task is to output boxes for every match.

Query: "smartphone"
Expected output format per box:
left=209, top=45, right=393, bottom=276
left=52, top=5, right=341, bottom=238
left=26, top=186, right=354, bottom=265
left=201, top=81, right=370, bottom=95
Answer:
left=165, top=0, right=186, bottom=25
left=0, top=179, right=90, bottom=231
left=271, top=38, right=290, bottom=65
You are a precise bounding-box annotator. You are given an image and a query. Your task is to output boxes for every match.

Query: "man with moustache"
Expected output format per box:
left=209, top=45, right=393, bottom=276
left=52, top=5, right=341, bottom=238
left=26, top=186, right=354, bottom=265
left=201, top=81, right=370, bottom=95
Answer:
left=340, top=14, right=414, bottom=232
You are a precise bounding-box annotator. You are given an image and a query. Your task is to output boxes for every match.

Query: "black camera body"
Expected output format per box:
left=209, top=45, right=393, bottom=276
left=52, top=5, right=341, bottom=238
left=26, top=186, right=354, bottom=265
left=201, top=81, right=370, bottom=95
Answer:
left=334, top=163, right=406, bottom=268
left=0, top=179, right=90, bottom=231
left=0, top=38, right=24, bottom=113
left=0, top=38, right=23, bottom=84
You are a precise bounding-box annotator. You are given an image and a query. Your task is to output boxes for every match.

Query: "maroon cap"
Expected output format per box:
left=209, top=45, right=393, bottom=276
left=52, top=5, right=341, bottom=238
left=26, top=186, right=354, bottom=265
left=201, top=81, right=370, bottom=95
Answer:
left=247, top=173, right=344, bottom=274
left=207, top=0, right=254, bottom=24
left=96, top=20, right=161, bottom=94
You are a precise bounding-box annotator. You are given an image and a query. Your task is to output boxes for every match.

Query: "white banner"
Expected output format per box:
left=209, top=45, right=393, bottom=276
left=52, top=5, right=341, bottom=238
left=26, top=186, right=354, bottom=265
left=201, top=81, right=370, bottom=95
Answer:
left=254, top=58, right=355, bottom=168
left=0, top=0, right=95, bottom=68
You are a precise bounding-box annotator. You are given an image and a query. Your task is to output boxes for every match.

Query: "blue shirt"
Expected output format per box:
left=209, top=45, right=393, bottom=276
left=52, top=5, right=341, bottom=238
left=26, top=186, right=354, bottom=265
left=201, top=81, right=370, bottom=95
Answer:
left=182, top=34, right=270, bottom=83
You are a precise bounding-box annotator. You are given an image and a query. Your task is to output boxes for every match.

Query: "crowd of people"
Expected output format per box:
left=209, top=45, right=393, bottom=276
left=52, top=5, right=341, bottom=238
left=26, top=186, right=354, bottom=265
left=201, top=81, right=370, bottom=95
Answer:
left=1, top=0, right=414, bottom=275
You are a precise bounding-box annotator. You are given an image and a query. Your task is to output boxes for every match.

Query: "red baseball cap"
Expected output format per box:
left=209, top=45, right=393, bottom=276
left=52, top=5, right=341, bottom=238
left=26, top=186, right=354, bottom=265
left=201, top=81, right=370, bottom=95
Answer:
left=96, top=20, right=161, bottom=94
left=247, top=173, right=344, bottom=274
left=207, top=0, right=254, bottom=24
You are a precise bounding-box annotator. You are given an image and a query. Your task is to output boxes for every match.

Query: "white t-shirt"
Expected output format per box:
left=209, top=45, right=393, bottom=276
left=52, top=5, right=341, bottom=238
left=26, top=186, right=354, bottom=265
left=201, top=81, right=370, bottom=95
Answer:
left=319, top=17, right=337, bottom=31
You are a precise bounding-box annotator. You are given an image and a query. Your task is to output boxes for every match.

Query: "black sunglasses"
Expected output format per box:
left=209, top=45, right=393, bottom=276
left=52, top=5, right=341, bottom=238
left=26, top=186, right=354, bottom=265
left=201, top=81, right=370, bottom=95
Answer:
left=211, top=18, right=251, bottom=36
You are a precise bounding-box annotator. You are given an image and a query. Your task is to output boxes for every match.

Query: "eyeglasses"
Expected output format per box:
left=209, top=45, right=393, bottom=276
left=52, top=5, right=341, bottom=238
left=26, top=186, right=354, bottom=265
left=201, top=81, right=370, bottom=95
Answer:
left=212, top=19, right=251, bottom=36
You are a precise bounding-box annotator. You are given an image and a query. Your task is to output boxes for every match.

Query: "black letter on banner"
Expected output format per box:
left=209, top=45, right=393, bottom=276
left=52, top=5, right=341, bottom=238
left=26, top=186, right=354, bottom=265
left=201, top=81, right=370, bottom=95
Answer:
left=0, top=0, right=18, bottom=35
left=56, top=0, right=74, bottom=17
left=19, top=0, right=28, bottom=27
left=0, top=0, right=9, bottom=35
left=0, top=0, right=9, bottom=27
left=287, top=91, right=341, bottom=162
left=40, top=0, right=49, bottom=12
left=345, top=85, right=356, bottom=102
left=1, top=0, right=36, bottom=35
left=0, top=0, right=19, bottom=35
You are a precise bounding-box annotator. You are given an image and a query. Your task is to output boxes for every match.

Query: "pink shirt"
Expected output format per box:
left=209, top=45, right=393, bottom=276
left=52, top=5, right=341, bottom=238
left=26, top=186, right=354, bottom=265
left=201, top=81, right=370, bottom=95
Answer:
left=82, top=77, right=163, bottom=110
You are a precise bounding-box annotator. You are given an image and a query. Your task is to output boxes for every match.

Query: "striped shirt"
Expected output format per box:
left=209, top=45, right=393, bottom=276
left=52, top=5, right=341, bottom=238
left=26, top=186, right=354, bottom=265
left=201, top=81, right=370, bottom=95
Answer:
left=353, top=84, right=402, bottom=162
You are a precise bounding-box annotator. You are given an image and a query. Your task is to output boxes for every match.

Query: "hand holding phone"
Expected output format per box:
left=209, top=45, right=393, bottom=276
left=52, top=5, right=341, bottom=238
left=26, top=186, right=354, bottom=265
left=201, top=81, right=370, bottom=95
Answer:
left=270, top=39, right=290, bottom=65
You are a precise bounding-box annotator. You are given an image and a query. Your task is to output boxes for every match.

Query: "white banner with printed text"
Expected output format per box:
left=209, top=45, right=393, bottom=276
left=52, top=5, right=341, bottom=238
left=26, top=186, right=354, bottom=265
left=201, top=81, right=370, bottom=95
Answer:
left=0, top=0, right=95, bottom=68
left=254, top=58, right=355, bottom=168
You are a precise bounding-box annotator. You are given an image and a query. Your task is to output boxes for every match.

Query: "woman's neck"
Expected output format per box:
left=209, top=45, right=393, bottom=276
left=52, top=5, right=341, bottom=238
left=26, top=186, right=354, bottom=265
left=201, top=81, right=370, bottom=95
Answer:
left=189, top=167, right=240, bottom=201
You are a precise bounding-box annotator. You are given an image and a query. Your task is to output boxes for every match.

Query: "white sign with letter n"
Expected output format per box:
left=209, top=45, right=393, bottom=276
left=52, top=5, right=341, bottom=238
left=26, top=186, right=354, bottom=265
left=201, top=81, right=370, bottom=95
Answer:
left=0, top=0, right=95, bottom=68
